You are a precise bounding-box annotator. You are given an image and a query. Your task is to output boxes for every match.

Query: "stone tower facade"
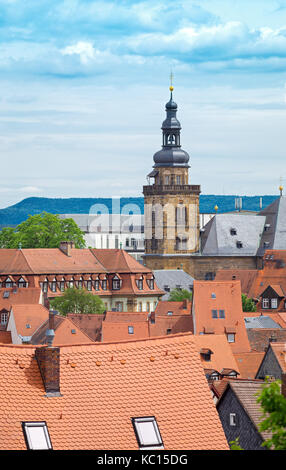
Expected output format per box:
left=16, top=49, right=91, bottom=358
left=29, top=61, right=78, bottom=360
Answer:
left=143, top=87, right=201, bottom=271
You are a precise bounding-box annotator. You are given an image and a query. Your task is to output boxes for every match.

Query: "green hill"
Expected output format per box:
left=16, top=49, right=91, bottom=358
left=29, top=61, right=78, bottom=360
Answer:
left=0, top=195, right=279, bottom=228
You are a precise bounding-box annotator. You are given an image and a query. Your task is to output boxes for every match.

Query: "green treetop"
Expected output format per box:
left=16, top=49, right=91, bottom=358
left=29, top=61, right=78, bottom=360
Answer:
left=0, top=212, right=85, bottom=249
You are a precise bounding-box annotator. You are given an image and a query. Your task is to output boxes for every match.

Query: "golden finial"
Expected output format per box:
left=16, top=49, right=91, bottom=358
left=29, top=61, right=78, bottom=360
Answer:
left=279, top=177, right=283, bottom=196
left=169, top=70, right=174, bottom=92
left=214, top=205, right=218, bottom=213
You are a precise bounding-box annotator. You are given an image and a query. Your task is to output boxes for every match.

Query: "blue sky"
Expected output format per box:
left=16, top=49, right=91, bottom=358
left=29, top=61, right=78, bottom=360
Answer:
left=1, top=0, right=286, bottom=208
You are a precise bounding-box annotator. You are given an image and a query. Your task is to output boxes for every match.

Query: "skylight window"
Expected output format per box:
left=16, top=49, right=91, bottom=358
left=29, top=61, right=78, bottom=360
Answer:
left=128, top=326, right=134, bottom=334
left=132, top=417, right=164, bottom=449
left=22, top=422, right=52, bottom=450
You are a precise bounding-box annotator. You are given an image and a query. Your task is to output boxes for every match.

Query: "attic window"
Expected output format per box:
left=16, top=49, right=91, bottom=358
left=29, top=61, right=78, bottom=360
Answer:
left=167, top=311, right=173, bottom=316
left=26, top=324, right=31, bottom=329
left=230, top=228, right=237, bottom=236
left=132, top=417, right=164, bottom=449
left=236, top=241, right=243, bottom=248
left=164, top=285, right=170, bottom=292
left=22, top=422, right=52, bottom=450
left=3, top=291, right=10, bottom=299
left=71, top=329, right=76, bottom=334
left=211, top=293, right=216, bottom=299
left=128, top=326, right=134, bottom=334
left=229, top=413, right=237, bottom=426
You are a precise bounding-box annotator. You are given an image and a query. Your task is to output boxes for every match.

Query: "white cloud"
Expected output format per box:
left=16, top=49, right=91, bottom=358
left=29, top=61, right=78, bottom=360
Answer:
left=61, top=41, right=96, bottom=64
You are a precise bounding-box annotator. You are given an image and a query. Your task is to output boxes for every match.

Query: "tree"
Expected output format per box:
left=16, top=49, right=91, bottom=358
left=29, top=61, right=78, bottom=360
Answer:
left=168, top=288, right=192, bottom=302
left=50, top=287, right=106, bottom=316
left=0, top=212, right=85, bottom=249
left=241, top=293, right=256, bottom=312
left=257, top=378, right=286, bottom=450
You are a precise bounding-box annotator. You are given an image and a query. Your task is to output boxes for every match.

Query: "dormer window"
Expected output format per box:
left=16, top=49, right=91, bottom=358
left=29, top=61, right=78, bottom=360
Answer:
left=42, top=280, right=48, bottom=293
left=1, top=312, right=8, bottom=325
left=94, top=279, right=100, bottom=291
left=18, top=277, right=27, bottom=288
left=78, top=278, right=83, bottom=289
left=87, top=280, right=92, bottom=291
left=51, top=279, right=57, bottom=292
left=262, top=298, right=269, bottom=309
left=5, top=277, right=13, bottom=288
left=101, top=279, right=107, bottom=291
left=136, top=277, right=143, bottom=290
left=112, top=276, right=121, bottom=290
left=147, top=277, right=154, bottom=290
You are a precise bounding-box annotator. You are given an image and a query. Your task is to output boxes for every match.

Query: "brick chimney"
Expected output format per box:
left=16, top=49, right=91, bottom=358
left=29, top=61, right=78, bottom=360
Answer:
left=59, top=241, right=75, bottom=257
left=281, top=373, right=286, bottom=398
left=35, top=346, right=61, bottom=396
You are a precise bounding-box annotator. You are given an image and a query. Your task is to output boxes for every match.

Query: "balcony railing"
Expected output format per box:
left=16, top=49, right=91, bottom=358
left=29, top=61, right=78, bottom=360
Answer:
left=143, top=184, right=201, bottom=195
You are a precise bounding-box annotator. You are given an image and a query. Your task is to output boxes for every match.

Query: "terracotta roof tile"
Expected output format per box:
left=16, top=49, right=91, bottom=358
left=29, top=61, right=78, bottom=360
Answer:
left=193, top=280, right=251, bottom=353
left=192, top=335, right=240, bottom=375
left=247, top=328, right=286, bottom=352
left=0, top=334, right=229, bottom=450
left=234, top=352, right=265, bottom=379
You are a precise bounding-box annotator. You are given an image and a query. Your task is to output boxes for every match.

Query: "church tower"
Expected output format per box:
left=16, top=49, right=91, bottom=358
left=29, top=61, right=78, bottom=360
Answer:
left=143, top=84, right=201, bottom=271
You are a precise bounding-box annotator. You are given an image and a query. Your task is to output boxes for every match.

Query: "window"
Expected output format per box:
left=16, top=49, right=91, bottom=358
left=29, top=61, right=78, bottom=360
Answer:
left=94, top=280, right=100, bottom=291
left=165, top=175, right=170, bottom=185
left=22, top=422, right=52, bottom=450
left=146, top=302, right=150, bottom=312
left=271, top=298, right=278, bottom=309
left=101, top=279, right=107, bottom=290
left=42, top=282, right=48, bottom=293
left=229, top=413, right=236, bottom=426
left=3, top=291, right=10, bottom=299
left=211, top=293, right=216, bottom=299
left=236, top=241, right=243, bottom=248
left=137, top=278, right=143, bottom=290
left=1, top=312, right=8, bottom=325
left=262, top=298, right=269, bottom=309
left=166, top=328, right=172, bottom=335
left=167, top=311, right=173, bottom=316
left=18, top=278, right=26, bottom=288
left=227, top=333, right=235, bottom=343
left=112, top=278, right=121, bottom=290
left=116, top=302, right=123, bottom=312
left=164, top=285, right=170, bottom=292
left=176, top=175, right=181, bottom=185
left=219, top=309, right=225, bottom=319
left=87, top=280, right=92, bottom=291
left=78, top=279, right=83, bottom=289
left=230, top=228, right=237, bottom=236
left=212, top=309, right=218, bottom=318
left=138, top=302, right=142, bottom=312
left=128, top=326, right=134, bottom=335
left=147, top=278, right=154, bottom=290
left=60, top=281, right=65, bottom=292
left=51, top=281, right=57, bottom=293
left=132, top=417, right=163, bottom=449
left=69, top=280, right=74, bottom=288
left=5, top=278, right=12, bottom=288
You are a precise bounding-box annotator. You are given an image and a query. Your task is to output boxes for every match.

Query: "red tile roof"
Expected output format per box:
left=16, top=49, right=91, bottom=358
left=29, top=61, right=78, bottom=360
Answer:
left=0, top=334, right=229, bottom=450
left=233, top=352, right=265, bottom=379
left=192, top=335, right=240, bottom=376
left=155, top=301, right=191, bottom=316
left=192, top=280, right=251, bottom=353
left=0, top=287, right=42, bottom=310
left=90, top=249, right=151, bottom=273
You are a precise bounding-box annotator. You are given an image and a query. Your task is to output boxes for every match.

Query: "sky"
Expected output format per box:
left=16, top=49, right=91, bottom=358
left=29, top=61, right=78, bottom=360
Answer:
left=1, top=0, right=286, bottom=208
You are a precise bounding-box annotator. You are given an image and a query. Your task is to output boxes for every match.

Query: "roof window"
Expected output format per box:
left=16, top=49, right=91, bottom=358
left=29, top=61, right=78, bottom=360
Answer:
left=230, top=228, right=237, bottom=236
left=22, top=421, right=52, bottom=450
left=128, top=326, right=134, bottom=334
left=211, top=293, right=216, bottom=299
left=132, top=417, right=164, bottom=449
left=236, top=241, right=243, bottom=248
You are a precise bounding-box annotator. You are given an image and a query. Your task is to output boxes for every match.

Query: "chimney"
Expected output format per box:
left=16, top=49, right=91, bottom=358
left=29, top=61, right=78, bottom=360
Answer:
left=281, top=373, right=286, bottom=398
left=35, top=346, right=61, bottom=396
left=59, top=241, right=75, bottom=257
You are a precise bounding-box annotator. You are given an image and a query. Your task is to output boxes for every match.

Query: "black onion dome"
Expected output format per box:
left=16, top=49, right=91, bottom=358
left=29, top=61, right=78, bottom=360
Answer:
left=152, top=89, right=190, bottom=168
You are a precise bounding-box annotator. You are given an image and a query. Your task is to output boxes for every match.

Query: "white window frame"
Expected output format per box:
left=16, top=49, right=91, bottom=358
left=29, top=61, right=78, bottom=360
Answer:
left=22, top=421, right=52, bottom=450
left=262, top=298, right=269, bottom=309
left=271, top=298, right=278, bottom=309
left=1, top=312, right=8, bottom=325
left=227, top=333, right=235, bottom=343
left=229, top=413, right=237, bottom=426
left=132, top=417, right=164, bottom=450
